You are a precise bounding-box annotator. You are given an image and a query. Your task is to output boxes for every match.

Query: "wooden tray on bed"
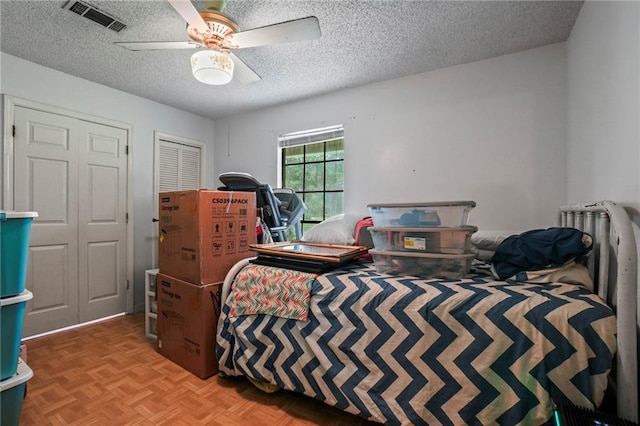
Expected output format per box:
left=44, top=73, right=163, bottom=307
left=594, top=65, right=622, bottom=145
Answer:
left=249, top=242, right=369, bottom=263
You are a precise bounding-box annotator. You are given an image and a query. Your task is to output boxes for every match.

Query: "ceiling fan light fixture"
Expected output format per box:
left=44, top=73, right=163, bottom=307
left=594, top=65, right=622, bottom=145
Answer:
left=190, top=50, right=234, bottom=85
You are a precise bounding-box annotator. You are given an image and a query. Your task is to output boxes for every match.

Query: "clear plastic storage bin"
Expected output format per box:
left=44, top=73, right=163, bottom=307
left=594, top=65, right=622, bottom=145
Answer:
left=0, top=358, right=33, bottom=426
left=369, top=226, right=477, bottom=254
left=370, top=250, right=475, bottom=279
left=367, top=201, right=475, bottom=228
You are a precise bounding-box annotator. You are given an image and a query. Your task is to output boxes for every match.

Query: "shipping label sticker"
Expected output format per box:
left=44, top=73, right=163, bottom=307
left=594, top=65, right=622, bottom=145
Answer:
left=404, top=237, right=426, bottom=250
left=181, top=249, right=196, bottom=261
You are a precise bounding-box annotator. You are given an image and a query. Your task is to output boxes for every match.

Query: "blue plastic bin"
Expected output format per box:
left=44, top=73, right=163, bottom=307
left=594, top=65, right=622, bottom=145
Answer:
left=0, top=290, right=33, bottom=380
left=0, top=358, right=33, bottom=426
left=1, top=211, right=38, bottom=298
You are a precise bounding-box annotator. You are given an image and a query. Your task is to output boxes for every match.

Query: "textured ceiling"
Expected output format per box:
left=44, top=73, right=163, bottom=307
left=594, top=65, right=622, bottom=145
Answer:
left=0, top=0, right=583, bottom=120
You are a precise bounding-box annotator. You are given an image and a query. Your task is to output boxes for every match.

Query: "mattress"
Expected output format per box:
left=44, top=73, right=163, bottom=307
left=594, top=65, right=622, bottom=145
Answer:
left=216, top=262, right=616, bottom=425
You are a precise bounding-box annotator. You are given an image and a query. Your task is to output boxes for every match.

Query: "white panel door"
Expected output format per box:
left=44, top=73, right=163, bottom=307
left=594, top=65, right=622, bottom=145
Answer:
left=13, top=107, right=129, bottom=336
left=14, top=106, right=80, bottom=335
left=78, top=121, right=128, bottom=322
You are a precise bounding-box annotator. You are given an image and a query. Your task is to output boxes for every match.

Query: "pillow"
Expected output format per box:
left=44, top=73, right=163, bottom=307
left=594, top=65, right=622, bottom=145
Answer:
left=301, top=214, right=362, bottom=245
left=470, top=231, right=516, bottom=251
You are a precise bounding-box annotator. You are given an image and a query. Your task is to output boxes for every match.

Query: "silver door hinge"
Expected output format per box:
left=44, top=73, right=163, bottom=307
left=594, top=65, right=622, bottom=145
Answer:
left=12, top=125, right=16, bottom=137
left=125, top=145, right=129, bottom=155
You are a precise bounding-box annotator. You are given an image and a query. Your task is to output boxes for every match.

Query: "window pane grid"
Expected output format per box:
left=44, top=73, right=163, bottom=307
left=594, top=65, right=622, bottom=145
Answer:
left=282, top=137, right=344, bottom=232
left=282, top=158, right=343, bottom=166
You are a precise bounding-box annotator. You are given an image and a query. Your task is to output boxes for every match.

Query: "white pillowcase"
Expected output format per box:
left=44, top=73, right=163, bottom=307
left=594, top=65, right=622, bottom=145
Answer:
left=301, top=214, right=362, bottom=245
left=470, top=231, right=517, bottom=251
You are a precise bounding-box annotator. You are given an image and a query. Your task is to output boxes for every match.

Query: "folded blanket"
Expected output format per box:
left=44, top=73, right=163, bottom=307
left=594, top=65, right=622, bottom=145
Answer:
left=511, top=261, right=594, bottom=291
left=227, top=265, right=317, bottom=321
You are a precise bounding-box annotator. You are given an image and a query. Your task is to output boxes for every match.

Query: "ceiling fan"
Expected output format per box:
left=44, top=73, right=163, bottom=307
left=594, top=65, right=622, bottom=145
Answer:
left=115, top=0, right=321, bottom=85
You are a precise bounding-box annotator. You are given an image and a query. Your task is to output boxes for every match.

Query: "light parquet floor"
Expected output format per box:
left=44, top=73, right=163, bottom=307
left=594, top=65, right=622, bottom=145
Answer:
left=19, top=313, right=379, bottom=425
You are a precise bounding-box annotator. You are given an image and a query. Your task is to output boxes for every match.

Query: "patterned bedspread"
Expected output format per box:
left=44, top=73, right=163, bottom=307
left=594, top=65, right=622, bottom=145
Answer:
left=216, top=262, right=616, bottom=425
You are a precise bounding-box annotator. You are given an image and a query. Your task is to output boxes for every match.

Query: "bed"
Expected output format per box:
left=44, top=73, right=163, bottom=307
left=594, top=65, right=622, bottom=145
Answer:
left=216, top=201, right=638, bottom=425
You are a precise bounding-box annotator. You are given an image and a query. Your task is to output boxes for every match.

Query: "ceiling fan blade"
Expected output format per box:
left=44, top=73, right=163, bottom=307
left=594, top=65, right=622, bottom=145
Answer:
left=167, top=0, right=209, bottom=33
left=230, top=53, right=261, bottom=84
left=114, top=41, right=200, bottom=51
left=229, top=16, right=320, bottom=49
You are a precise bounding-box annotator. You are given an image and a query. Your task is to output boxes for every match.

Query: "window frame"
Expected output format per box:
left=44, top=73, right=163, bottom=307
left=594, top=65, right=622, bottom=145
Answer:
left=278, top=125, right=344, bottom=235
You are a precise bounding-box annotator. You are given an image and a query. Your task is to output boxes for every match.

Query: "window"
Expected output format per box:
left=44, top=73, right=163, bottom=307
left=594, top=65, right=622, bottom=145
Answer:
left=279, top=125, right=344, bottom=235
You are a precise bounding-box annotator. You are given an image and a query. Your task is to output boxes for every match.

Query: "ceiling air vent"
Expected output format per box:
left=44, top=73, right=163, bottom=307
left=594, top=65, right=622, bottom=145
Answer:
left=62, top=0, right=127, bottom=33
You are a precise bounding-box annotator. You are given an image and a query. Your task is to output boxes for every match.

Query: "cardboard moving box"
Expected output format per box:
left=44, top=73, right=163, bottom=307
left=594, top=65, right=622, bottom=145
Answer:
left=159, top=190, right=256, bottom=284
left=156, top=273, right=222, bottom=379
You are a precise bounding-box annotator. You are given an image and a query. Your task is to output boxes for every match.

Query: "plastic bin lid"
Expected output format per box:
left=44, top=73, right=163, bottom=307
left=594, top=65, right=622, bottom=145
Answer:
left=0, top=211, right=39, bottom=220
left=368, top=226, right=478, bottom=233
left=369, top=249, right=476, bottom=259
left=367, top=201, right=476, bottom=208
left=0, top=290, right=34, bottom=307
left=0, top=358, right=33, bottom=392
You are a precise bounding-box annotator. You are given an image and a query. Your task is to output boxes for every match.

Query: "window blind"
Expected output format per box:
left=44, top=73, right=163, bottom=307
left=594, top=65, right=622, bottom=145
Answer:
left=278, top=125, right=344, bottom=148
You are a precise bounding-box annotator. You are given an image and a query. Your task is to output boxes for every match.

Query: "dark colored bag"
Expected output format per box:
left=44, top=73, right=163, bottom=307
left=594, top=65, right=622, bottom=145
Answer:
left=491, top=227, right=592, bottom=280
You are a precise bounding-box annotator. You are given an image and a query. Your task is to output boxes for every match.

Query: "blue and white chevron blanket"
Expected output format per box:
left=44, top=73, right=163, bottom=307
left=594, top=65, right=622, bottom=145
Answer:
left=216, top=263, right=616, bottom=425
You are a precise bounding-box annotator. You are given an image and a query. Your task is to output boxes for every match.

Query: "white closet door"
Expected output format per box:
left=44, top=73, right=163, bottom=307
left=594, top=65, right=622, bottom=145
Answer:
left=77, top=120, right=128, bottom=323
left=13, top=106, right=129, bottom=336
left=179, top=144, right=201, bottom=191
left=153, top=137, right=203, bottom=267
left=14, top=106, right=80, bottom=335
left=158, top=139, right=201, bottom=192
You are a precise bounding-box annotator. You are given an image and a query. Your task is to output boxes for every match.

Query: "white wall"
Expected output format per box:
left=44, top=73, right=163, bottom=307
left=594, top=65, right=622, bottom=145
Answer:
left=0, top=52, right=216, bottom=311
left=215, top=43, right=567, bottom=231
left=566, top=1, right=640, bottom=204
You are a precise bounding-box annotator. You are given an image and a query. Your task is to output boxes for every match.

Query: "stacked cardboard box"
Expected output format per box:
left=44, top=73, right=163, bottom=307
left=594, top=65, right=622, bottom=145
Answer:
left=156, top=190, right=256, bottom=379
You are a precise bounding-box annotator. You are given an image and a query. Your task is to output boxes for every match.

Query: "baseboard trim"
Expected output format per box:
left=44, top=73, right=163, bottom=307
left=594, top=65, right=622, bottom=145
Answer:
left=22, top=312, right=127, bottom=341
